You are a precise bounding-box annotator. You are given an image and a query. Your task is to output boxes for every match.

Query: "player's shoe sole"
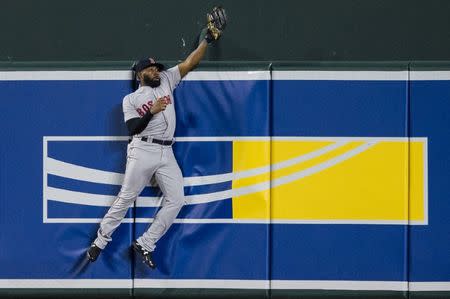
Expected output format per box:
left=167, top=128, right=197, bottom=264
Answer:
left=132, top=240, right=156, bottom=269
left=87, top=243, right=102, bottom=262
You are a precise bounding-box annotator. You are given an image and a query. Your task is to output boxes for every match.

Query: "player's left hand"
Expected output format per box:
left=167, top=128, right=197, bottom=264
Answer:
left=204, top=6, right=227, bottom=43
left=150, top=98, right=168, bottom=114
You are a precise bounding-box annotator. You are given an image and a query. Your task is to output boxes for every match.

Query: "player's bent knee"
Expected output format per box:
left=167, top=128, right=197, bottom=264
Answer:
left=173, top=195, right=186, bottom=209
left=111, top=196, right=132, bottom=208
left=117, top=190, right=139, bottom=202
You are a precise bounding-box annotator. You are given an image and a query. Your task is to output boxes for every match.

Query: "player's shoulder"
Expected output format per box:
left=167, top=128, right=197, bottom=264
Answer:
left=161, top=65, right=180, bottom=76
left=122, top=92, right=136, bottom=105
left=124, top=88, right=141, bottom=99
left=160, top=65, right=181, bottom=88
left=159, top=68, right=171, bottom=79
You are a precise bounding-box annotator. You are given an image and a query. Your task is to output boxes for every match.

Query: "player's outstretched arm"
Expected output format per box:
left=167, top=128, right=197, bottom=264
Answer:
left=178, top=40, right=208, bottom=79
left=178, top=6, right=227, bottom=78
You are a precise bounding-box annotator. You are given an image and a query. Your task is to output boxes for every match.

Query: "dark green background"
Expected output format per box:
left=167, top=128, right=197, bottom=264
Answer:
left=1, top=0, right=450, bottom=62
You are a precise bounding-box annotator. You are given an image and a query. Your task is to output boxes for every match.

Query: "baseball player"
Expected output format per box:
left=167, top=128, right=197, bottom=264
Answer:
left=86, top=7, right=227, bottom=269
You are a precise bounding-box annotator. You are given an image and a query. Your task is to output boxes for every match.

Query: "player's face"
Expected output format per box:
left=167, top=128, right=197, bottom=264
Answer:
left=140, top=66, right=161, bottom=88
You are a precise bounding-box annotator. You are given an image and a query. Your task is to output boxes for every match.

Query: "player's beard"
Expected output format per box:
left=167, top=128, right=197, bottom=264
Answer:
left=142, top=74, right=161, bottom=88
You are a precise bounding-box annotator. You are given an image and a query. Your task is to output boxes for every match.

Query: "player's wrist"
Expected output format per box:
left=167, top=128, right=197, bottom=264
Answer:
left=204, top=29, right=214, bottom=44
left=198, top=27, right=212, bottom=45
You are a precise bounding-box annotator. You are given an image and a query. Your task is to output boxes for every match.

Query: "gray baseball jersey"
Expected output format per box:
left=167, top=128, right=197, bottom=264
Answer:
left=123, top=65, right=181, bottom=140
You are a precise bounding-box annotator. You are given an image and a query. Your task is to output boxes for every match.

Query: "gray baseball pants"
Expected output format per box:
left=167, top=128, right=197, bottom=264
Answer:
left=94, top=138, right=185, bottom=252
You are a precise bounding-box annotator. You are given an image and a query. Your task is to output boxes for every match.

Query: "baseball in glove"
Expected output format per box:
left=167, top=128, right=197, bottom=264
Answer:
left=204, top=6, right=227, bottom=43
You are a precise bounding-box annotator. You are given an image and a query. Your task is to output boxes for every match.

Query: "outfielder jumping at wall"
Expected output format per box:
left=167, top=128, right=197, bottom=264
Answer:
left=87, top=7, right=227, bottom=269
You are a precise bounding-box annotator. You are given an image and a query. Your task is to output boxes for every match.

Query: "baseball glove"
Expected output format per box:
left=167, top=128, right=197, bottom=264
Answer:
left=205, top=6, right=227, bottom=43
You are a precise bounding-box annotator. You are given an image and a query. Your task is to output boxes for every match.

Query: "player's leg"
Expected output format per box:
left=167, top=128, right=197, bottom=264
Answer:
left=92, top=145, right=157, bottom=251
left=137, top=147, right=185, bottom=253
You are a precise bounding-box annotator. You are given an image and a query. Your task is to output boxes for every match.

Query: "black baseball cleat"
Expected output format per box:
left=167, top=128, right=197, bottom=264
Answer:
left=132, top=240, right=156, bottom=269
left=86, top=243, right=102, bottom=262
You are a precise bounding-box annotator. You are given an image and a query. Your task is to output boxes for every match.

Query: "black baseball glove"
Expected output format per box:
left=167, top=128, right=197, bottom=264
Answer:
left=204, top=6, right=227, bottom=43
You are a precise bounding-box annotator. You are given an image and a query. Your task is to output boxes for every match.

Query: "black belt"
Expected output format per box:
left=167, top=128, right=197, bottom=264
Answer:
left=140, top=137, right=173, bottom=146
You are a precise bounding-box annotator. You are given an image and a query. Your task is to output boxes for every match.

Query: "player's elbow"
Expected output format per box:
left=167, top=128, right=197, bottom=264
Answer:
left=126, top=118, right=145, bottom=136
left=187, top=57, right=200, bottom=69
left=179, top=61, right=195, bottom=78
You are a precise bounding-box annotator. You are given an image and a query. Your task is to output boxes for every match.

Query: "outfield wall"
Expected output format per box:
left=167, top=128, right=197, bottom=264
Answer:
left=0, top=63, right=449, bottom=299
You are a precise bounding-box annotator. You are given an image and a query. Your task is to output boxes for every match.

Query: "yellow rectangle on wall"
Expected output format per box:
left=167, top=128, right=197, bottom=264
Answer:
left=231, top=138, right=427, bottom=224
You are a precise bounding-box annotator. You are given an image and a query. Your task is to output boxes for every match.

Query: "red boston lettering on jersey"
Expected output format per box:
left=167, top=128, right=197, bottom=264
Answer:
left=135, top=97, right=170, bottom=117
left=136, top=108, right=145, bottom=116
left=135, top=100, right=154, bottom=117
